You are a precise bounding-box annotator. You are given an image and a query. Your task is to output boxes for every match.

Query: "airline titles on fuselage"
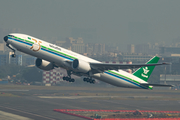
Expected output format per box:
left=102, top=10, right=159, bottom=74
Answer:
left=49, top=44, right=61, bottom=51
left=49, top=44, right=77, bottom=57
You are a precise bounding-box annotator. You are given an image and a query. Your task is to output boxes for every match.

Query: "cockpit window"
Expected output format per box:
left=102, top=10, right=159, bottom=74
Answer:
left=8, top=35, right=15, bottom=38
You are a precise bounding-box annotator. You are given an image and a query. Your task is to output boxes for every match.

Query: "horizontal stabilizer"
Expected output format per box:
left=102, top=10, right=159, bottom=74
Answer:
left=140, top=83, right=174, bottom=87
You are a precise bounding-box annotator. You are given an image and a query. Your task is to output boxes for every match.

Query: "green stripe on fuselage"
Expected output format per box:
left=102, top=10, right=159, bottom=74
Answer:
left=41, top=45, right=77, bottom=59
left=108, top=70, right=140, bottom=84
left=8, top=35, right=34, bottom=45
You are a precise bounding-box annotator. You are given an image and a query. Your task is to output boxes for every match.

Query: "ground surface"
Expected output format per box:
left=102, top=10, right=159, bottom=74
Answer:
left=0, top=85, right=179, bottom=120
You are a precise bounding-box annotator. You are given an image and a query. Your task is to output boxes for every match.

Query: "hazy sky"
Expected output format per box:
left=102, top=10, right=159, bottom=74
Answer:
left=1, top=0, right=180, bottom=51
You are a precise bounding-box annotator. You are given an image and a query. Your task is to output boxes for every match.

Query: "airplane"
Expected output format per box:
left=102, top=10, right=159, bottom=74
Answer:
left=3, top=33, right=173, bottom=89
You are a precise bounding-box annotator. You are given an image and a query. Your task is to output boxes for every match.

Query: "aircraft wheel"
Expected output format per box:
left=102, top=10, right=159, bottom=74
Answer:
left=83, top=78, right=87, bottom=82
left=92, top=79, right=95, bottom=84
left=71, top=78, right=75, bottom=82
left=67, top=77, right=71, bottom=81
left=86, top=78, right=90, bottom=82
left=12, top=54, right=16, bottom=58
left=89, top=79, right=93, bottom=83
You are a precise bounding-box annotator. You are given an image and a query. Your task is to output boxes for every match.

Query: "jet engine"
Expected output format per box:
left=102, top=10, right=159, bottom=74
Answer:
left=35, top=58, right=54, bottom=71
left=72, top=59, right=91, bottom=73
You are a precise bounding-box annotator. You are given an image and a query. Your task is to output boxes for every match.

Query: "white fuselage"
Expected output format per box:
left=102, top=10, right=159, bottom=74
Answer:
left=5, top=33, right=149, bottom=89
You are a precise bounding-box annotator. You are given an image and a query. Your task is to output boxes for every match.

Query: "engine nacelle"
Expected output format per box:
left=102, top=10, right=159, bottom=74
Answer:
left=35, top=58, right=54, bottom=71
left=72, top=59, right=91, bottom=73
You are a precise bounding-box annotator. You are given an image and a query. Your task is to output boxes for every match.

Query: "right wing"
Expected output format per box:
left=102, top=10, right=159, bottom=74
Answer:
left=65, top=60, right=169, bottom=74
left=90, top=62, right=169, bottom=73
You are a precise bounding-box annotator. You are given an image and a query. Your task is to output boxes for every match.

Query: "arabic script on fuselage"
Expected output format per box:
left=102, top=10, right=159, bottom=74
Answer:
left=49, top=44, right=61, bottom=51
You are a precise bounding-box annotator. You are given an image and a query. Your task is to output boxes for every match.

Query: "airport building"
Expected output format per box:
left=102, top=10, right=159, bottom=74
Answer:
left=10, top=54, right=22, bottom=66
left=127, top=44, right=135, bottom=54
left=43, top=68, right=66, bottom=85
left=121, top=54, right=153, bottom=63
left=159, top=47, right=180, bottom=56
left=24, top=57, right=36, bottom=66
left=0, top=43, right=5, bottom=54
left=0, top=52, right=22, bottom=66
left=71, top=43, right=85, bottom=54
left=160, top=74, right=180, bottom=89
left=0, top=54, right=8, bottom=65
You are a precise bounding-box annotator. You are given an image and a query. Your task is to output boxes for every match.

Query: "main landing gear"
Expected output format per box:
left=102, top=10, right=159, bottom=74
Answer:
left=83, top=78, right=95, bottom=84
left=62, top=70, right=75, bottom=82
left=6, top=44, right=16, bottom=58
left=62, top=70, right=95, bottom=84
left=63, top=76, right=75, bottom=82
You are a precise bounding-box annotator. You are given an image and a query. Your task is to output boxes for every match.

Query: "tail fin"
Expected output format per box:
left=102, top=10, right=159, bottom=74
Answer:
left=133, top=56, right=160, bottom=82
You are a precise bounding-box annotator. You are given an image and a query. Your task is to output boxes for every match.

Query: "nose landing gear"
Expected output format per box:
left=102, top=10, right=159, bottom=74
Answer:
left=11, top=54, right=16, bottom=58
left=6, top=44, right=16, bottom=58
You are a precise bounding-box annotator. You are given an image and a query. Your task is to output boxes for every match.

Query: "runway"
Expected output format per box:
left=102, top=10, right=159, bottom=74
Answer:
left=0, top=85, right=179, bottom=120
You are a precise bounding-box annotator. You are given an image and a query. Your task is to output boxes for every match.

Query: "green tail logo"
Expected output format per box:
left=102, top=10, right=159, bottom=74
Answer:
left=133, top=56, right=160, bottom=82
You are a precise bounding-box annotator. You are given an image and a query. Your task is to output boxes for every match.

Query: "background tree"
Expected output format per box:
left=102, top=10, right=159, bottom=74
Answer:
left=21, top=67, right=42, bottom=83
left=0, top=65, right=26, bottom=79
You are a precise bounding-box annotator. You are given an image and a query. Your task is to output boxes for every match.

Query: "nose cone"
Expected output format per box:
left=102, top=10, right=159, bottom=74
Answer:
left=4, top=36, right=8, bottom=42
